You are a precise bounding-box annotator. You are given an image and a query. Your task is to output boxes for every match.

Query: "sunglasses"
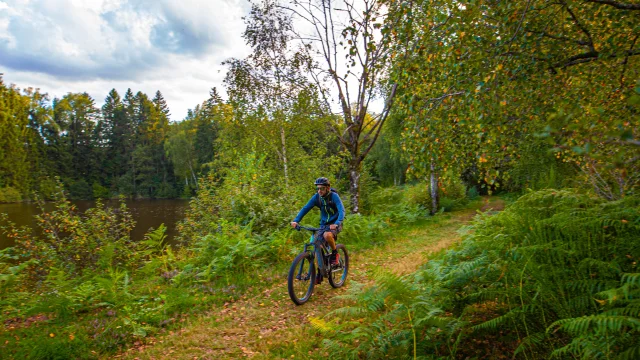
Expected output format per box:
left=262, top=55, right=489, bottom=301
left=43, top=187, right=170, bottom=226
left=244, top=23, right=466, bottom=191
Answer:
left=316, top=186, right=327, bottom=191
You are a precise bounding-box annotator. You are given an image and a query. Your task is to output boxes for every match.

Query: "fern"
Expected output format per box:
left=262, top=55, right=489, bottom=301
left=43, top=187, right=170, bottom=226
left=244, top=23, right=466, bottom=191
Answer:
left=616, top=346, right=640, bottom=360
left=321, top=189, right=640, bottom=359
left=548, top=315, right=640, bottom=334
left=621, top=273, right=640, bottom=287
left=309, top=316, right=333, bottom=335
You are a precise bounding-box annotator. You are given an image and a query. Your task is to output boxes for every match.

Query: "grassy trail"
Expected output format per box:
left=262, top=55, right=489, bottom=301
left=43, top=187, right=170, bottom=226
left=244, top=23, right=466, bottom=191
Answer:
left=115, top=198, right=504, bottom=360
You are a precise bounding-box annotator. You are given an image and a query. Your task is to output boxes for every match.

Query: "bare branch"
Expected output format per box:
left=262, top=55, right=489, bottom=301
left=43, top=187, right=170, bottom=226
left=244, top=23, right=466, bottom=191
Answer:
left=620, top=33, right=639, bottom=87
left=584, top=0, right=640, bottom=10
left=361, top=83, right=398, bottom=160
left=562, top=0, right=596, bottom=52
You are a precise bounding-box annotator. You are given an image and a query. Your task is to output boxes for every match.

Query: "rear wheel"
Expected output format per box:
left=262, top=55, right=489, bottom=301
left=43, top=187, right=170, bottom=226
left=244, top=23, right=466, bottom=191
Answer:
left=287, top=252, right=316, bottom=305
left=328, top=244, right=348, bottom=288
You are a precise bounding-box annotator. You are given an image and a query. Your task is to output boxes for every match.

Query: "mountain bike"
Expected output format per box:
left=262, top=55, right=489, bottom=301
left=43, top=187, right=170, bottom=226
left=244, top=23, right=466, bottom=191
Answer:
left=287, top=225, right=349, bottom=305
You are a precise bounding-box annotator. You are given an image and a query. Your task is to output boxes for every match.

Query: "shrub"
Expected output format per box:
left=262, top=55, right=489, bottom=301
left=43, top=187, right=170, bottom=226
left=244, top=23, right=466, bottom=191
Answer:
left=68, top=179, right=92, bottom=199
left=440, top=176, right=467, bottom=201
left=92, top=182, right=110, bottom=199
left=402, top=183, right=431, bottom=209
left=188, top=220, right=269, bottom=281
left=466, top=186, right=479, bottom=200
left=6, top=188, right=137, bottom=281
left=38, top=177, right=59, bottom=200
left=0, top=186, right=22, bottom=203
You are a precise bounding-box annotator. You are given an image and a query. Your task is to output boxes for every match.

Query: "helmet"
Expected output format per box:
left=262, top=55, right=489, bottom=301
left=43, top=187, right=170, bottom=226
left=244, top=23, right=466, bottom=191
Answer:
left=314, top=177, right=330, bottom=186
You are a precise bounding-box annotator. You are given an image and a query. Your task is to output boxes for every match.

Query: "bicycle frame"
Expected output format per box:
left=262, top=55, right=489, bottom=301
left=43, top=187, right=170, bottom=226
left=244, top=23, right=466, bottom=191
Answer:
left=289, top=224, right=348, bottom=304
left=295, top=226, right=331, bottom=278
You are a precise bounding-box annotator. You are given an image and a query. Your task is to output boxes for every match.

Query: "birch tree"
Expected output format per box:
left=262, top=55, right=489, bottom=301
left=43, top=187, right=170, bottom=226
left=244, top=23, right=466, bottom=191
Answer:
left=224, top=1, right=319, bottom=187
left=246, top=0, right=407, bottom=213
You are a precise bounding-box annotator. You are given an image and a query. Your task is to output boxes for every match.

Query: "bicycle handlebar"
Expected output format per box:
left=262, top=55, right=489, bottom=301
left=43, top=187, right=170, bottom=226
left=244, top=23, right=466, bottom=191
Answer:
left=294, top=225, right=320, bottom=232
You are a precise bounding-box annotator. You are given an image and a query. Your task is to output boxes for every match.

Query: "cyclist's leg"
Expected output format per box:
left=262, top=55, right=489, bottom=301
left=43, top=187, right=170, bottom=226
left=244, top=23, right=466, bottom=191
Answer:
left=323, top=231, right=337, bottom=251
left=324, top=225, right=343, bottom=264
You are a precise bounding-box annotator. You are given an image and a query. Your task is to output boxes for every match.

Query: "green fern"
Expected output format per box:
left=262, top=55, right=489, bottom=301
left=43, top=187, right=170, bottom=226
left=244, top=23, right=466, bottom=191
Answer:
left=616, top=346, right=640, bottom=360
left=548, top=315, right=640, bottom=334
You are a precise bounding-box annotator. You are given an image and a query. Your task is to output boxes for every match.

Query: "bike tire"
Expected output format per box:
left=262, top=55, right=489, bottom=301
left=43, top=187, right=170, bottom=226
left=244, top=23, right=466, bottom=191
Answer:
left=328, top=244, right=349, bottom=288
left=287, top=252, right=316, bottom=305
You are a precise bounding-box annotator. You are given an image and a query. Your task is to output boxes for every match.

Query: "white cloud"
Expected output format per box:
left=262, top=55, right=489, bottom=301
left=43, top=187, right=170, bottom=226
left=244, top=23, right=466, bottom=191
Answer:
left=0, top=0, right=251, bottom=120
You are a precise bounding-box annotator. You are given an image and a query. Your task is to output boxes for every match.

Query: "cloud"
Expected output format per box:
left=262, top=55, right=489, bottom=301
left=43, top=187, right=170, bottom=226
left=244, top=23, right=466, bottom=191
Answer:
left=0, top=0, right=251, bottom=120
left=0, top=0, right=248, bottom=81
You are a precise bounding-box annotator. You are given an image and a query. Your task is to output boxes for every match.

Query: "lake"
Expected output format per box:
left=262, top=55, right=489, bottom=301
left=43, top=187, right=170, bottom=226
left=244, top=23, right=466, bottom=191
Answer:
left=0, top=199, right=190, bottom=250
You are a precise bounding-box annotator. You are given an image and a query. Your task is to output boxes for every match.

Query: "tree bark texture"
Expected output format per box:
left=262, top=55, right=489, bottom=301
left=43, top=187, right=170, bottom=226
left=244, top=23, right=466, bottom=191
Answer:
left=430, top=160, right=439, bottom=215
left=349, top=161, right=361, bottom=214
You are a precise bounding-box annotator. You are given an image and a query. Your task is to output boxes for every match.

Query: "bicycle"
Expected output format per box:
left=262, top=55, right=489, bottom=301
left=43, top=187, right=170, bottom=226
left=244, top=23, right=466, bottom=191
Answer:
left=287, top=225, right=349, bottom=305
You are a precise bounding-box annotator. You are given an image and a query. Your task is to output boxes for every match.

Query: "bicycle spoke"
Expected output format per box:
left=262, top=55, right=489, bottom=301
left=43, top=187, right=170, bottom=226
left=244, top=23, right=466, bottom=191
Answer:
left=288, top=252, right=315, bottom=304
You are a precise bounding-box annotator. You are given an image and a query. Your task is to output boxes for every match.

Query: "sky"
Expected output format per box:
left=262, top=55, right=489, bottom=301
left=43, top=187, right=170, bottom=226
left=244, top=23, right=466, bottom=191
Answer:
left=0, top=0, right=252, bottom=121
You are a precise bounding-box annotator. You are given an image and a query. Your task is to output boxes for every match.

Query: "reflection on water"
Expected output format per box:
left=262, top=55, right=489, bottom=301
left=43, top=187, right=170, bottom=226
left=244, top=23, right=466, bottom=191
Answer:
left=0, top=199, right=189, bottom=250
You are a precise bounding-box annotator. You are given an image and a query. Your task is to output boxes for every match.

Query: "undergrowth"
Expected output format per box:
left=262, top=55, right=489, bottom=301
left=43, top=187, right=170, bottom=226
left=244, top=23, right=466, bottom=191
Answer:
left=0, top=180, right=449, bottom=359
left=319, top=189, right=640, bottom=359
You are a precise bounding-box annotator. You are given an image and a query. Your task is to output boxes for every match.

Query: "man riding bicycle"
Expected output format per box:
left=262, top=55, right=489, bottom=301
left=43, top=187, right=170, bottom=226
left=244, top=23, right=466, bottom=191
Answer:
left=290, top=177, right=345, bottom=283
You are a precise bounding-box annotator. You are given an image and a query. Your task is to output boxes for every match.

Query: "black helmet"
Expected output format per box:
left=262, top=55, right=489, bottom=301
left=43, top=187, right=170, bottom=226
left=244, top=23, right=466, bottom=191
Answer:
left=314, top=177, right=330, bottom=186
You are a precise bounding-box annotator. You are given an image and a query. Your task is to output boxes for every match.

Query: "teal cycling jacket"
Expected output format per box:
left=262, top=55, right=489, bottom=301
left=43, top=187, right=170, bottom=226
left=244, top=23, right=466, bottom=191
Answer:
left=293, top=192, right=345, bottom=227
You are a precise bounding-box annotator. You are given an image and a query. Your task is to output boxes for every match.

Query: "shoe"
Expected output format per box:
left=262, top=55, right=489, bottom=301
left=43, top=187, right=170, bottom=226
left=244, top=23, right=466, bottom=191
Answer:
left=315, top=273, right=323, bottom=285
left=331, top=253, right=340, bottom=266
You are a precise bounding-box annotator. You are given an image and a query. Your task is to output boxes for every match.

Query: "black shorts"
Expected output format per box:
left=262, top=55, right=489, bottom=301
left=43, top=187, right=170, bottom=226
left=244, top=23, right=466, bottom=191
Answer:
left=314, top=224, right=342, bottom=243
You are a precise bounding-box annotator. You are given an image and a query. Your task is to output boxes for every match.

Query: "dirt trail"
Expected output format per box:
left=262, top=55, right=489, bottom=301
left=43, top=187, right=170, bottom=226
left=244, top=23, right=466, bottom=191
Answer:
left=116, top=198, right=505, bottom=360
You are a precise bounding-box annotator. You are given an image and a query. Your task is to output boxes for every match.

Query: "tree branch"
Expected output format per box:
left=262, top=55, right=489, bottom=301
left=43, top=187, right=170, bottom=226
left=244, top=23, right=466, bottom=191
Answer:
left=554, top=48, right=640, bottom=69
left=584, top=0, right=640, bottom=10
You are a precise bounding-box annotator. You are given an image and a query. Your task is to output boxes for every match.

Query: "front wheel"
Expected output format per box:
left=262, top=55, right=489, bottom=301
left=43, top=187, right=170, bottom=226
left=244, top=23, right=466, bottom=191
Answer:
left=287, top=252, right=316, bottom=305
left=328, top=244, right=349, bottom=288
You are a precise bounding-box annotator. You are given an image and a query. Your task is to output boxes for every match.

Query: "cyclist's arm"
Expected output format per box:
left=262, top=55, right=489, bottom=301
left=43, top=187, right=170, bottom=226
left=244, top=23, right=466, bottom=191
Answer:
left=293, top=194, right=318, bottom=223
left=333, top=193, right=345, bottom=226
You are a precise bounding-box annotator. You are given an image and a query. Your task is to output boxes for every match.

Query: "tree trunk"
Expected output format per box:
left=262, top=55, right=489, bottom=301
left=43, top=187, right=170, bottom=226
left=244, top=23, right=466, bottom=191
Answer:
left=430, top=159, right=439, bottom=215
left=132, top=154, right=136, bottom=197
left=188, top=160, right=198, bottom=190
left=280, top=126, right=289, bottom=187
left=349, top=160, right=361, bottom=214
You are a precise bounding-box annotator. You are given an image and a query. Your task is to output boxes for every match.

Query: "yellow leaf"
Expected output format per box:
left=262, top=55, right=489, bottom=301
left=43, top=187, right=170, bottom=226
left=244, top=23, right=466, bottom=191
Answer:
left=49, top=333, right=55, bottom=338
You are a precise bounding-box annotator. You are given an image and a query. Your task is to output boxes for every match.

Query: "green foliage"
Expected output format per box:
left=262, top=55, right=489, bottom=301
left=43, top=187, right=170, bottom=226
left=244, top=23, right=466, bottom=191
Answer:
left=466, top=186, right=479, bottom=201
left=188, top=220, right=269, bottom=282
left=387, top=0, right=639, bottom=198
left=37, top=178, right=59, bottom=200
left=329, top=189, right=640, bottom=358
left=320, top=271, right=457, bottom=360
left=68, top=179, right=92, bottom=200
left=92, top=182, right=110, bottom=199
left=0, top=187, right=22, bottom=203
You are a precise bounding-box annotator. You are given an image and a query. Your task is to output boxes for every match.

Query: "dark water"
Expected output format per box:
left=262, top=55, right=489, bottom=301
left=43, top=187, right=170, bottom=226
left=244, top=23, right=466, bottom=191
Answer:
left=0, top=199, right=189, bottom=250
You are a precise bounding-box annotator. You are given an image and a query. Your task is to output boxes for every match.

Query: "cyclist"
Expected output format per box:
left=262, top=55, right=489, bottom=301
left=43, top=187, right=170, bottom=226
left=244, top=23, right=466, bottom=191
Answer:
left=290, top=177, right=345, bottom=283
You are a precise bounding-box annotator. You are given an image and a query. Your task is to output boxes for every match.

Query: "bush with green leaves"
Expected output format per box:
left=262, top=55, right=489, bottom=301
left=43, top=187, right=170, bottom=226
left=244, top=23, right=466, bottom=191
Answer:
left=92, top=182, right=110, bottom=199
left=0, top=186, right=21, bottom=203
left=323, top=189, right=640, bottom=359
left=187, top=220, right=270, bottom=282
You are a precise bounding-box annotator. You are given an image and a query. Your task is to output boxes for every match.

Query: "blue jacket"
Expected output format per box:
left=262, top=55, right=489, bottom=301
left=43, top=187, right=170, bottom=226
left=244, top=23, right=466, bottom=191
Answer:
left=294, top=192, right=345, bottom=227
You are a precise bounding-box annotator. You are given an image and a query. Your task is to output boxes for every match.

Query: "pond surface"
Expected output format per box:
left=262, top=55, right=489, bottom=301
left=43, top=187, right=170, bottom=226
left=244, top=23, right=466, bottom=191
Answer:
left=0, top=199, right=190, bottom=250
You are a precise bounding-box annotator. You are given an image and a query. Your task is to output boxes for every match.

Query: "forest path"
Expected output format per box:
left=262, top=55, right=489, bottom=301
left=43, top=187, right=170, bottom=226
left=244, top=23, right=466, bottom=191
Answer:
left=116, top=197, right=505, bottom=360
